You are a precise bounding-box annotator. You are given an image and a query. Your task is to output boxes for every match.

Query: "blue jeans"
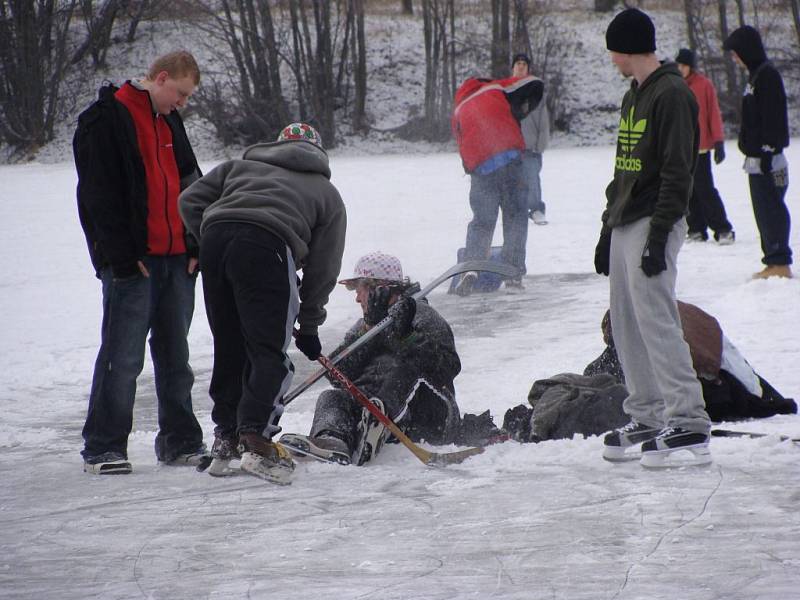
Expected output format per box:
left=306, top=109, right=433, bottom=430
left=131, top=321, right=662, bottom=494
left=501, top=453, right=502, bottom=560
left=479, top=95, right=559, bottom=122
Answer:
left=465, top=160, right=529, bottom=276
left=81, top=255, right=203, bottom=461
left=522, top=151, right=545, bottom=214
left=749, top=170, right=792, bottom=266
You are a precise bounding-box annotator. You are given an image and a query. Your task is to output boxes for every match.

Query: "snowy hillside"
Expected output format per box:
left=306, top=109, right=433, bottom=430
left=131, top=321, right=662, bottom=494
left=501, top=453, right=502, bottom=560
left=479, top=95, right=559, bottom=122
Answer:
left=1, top=139, right=799, bottom=598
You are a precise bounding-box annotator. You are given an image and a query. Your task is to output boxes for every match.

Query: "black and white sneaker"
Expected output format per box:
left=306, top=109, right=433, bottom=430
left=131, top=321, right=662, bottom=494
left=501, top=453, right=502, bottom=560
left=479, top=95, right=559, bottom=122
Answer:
left=640, top=427, right=711, bottom=468
left=83, top=452, right=132, bottom=475
left=602, top=421, right=661, bottom=462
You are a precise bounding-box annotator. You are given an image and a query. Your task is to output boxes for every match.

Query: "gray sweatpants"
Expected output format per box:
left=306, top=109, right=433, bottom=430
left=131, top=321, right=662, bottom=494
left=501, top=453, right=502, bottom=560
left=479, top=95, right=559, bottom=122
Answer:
left=609, top=217, right=710, bottom=433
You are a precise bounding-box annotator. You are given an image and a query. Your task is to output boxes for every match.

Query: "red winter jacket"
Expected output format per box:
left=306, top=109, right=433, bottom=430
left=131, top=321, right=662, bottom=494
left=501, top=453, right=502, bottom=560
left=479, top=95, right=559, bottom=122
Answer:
left=685, top=71, right=724, bottom=151
left=115, top=82, right=187, bottom=255
left=451, top=76, right=543, bottom=173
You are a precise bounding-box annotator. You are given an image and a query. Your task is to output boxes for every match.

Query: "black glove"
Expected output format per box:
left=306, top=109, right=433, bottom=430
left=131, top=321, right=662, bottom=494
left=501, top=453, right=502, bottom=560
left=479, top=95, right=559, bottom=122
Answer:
left=295, top=333, right=321, bottom=360
left=594, top=229, right=612, bottom=276
left=713, top=141, right=725, bottom=164
left=641, top=238, right=667, bottom=277
left=364, top=286, right=391, bottom=326
left=387, top=295, right=416, bottom=339
left=760, top=152, right=773, bottom=174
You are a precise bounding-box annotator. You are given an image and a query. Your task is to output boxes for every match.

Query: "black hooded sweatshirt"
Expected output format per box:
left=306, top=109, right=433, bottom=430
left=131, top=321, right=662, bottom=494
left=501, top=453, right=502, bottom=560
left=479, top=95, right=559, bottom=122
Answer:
left=723, top=26, right=789, bottom=157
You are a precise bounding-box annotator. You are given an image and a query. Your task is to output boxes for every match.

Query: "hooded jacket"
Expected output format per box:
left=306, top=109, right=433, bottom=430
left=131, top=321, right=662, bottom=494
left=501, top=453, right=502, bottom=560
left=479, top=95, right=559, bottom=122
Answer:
left=179, top=140, right=347, bottom=334
left=451, top=76, right=543, bottom=173
left=603, top=63, right=699, bottom=243
left=723, top=26, right=789, bottom=157
left=685, top=71, right=724, bottom=151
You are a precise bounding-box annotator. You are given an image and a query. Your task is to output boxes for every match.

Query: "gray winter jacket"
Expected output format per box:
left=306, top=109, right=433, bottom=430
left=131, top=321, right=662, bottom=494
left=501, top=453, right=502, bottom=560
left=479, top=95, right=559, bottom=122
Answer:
left=520, top=98, right=550, bottom=154
left=179, top=140, right=347, bottom=334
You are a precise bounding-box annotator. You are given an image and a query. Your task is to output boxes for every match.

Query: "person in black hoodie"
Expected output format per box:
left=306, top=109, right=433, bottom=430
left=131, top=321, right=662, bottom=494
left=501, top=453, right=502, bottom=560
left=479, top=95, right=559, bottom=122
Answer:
left=723, top=26, right=792, bottom=279
left=595, top=9, right=711, bottom=468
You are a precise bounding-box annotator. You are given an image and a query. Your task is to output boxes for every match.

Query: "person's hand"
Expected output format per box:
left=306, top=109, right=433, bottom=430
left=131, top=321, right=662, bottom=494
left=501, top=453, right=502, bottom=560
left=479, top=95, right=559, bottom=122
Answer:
left=713, top=141, right=725, bottom=164
left=188, top=257, right=199, bottom=274
left=641, top=238, right=667, bottom=277
left=594, top=229, right=612, bottom=276
left=388, top=295, right=416, bottom=339
left=137, top=260, right=150, bottom=277
left=364, top=286, right=391, bottom=326
left=295, top=333, right=322, bottom=361
left=760, top=152, right=773, bottom=174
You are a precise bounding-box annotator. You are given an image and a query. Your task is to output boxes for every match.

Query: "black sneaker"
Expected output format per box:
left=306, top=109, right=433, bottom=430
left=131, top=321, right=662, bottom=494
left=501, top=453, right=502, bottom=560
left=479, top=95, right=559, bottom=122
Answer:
left=602, top=421, right=661, bottom=462
left=84, top=452, right=132, bottom=475
left=640, top=427, right=711, bottom=468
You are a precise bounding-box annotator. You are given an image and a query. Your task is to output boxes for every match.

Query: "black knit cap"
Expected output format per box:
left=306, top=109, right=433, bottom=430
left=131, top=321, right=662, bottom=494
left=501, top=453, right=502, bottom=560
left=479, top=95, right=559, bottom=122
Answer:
left=675, top=48, right=696, bottom=68
left=605, top=8, right=656, bottom=54
left=511, top=53, right=531, bottom=67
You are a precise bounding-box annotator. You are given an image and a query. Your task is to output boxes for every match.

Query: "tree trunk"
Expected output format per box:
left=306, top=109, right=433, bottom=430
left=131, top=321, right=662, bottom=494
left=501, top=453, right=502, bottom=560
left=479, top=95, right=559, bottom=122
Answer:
left=401, top=0, right=413, bottom=14
left=352, top=0, right=367, bottom=132
left=791, top=0, right=800, bottom=48
left=683, top=0, right=697, bottom=51
left=491, top=0, right=510, bottom=78
left=717, top=0, right=741, bottom=124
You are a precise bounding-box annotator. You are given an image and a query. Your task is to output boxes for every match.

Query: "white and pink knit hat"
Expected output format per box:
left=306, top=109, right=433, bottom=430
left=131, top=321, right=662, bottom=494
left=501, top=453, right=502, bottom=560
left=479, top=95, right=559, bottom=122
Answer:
left=339, top=251, right=404, bottom=288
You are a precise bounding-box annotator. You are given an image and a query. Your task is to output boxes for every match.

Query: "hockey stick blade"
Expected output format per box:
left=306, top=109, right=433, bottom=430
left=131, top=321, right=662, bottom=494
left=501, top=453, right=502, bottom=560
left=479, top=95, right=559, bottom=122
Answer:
left=284, top=259, right=520, bottom=406
left=425, top=445, right=485, bottom=466
left=711, top=428, right=799, bottom=443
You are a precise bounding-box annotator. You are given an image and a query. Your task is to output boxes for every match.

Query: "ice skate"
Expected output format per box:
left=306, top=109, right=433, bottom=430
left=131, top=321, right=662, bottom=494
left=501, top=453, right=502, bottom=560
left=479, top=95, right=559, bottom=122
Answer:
left=279, top=432, right=352, bottom=465
left=353, top=398, right=388, bottom=466
left=602, top=421, right=661, bottom=462
left=640, top=427, right=712, bottom=469
left=205, top=431, right=241, bottom=477
left=238, top=432, right=295, bottom=485
left=161, top=445, right=209, bottom=467
left=454, top=271, right=478, bottom=297
left=83, top=452, right=132, bottom=475
left=530, top=210, right=548, bottom=225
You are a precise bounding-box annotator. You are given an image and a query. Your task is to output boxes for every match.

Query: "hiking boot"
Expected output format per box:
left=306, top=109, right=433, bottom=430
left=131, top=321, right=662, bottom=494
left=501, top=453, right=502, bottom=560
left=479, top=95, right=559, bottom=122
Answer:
left=238, top=432, right=295, bottom=485
left=530, top=210, right=548, bottom=225
left=715, top=230, right=735, bottom=245
left=752, top=265, right=793, bottom=280
left=686, top=231, right=707, bottom=242
left=454, top=271, right=478, bottom=297
left=83, top=452, right=132, bottom=475
left=640, top=427, right=711, bottom=468
left=602, top=421, right=661, bottom=462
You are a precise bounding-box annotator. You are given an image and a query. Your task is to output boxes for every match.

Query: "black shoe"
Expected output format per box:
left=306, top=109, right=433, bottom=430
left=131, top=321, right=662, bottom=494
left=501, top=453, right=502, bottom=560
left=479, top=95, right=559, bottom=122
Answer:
left=602, top=421, right=660, bottom=462
left=640, top=427, right=711, bottom=468
left=83, top=452, right=132, bottom=475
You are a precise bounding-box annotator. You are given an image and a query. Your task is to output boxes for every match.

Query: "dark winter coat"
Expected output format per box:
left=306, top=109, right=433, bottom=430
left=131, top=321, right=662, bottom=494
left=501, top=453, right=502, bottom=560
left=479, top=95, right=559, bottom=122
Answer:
left=179, top=140, right=346, bottom=335
left=73, top=83, right=201, bottom=279
left=332, top=300, right=462, bottom=441
left=722, top=26, right=789, bottom=157
left=603, top=63, right=699, bottom=244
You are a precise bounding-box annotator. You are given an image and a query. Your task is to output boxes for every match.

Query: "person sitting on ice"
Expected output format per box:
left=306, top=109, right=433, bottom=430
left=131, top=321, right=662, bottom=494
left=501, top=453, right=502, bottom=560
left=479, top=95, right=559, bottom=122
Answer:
left=584, top=302, right=796, bottom=423
left=280, top=252, right=462, bottom=465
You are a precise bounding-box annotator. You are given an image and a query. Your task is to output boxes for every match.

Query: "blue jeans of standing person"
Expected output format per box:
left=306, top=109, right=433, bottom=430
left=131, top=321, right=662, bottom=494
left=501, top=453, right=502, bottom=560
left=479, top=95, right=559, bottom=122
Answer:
left=522, top=151, right=545, bottom=215
left=81, top=255, right=204, bottom=462
left=749, top=169, right=792, bottom=266
left=465, top=160, right=529, bottom=276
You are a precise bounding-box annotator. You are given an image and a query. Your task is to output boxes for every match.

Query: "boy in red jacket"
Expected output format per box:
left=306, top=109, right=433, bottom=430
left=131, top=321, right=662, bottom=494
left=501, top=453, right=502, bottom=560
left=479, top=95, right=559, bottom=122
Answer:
left=451, top=74, right=543, bottom=295
left=675, top=48, right=735, bottom=245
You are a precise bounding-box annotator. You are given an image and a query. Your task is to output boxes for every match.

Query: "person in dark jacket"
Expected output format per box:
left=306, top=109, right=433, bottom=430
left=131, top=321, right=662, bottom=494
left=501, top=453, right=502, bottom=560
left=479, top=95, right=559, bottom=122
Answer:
left=595, top=9, right=711, bottom=467
left=674, top=48, right=735, bottom=245
left=451, top=73, right=543, bottom=294
left=179, top=123, right=347, bottom=485
left=73, top=51, right=205, bottom=475
left=282, top=252, right=462, bottom=466
left=723, top=26, right=792, bottom=279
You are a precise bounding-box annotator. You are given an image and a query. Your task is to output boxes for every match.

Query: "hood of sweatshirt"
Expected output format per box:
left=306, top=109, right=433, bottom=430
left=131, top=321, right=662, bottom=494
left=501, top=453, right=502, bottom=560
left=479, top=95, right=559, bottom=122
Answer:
left=242, top=140, right=331, bottom=179
left=723, top=25, right=767, bottom=71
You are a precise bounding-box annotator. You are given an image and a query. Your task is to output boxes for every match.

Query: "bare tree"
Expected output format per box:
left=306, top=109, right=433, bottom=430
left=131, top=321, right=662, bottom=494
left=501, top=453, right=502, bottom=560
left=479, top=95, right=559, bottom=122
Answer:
left=0, top=0, right=79, bottom=154
left=71, top=0, right=128, bottom=68
left=789, top=0, right=800, bottom=46
left=490, top=0, right=510, bottom=78
left=402, top=0, right=413, bottom=14
left=419, top=0, right=456, bottom=140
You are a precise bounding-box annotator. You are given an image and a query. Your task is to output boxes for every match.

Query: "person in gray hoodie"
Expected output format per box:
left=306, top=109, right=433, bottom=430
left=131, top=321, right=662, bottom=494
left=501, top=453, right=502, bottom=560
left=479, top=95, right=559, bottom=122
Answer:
left=179, top=123, right=347, bottom=484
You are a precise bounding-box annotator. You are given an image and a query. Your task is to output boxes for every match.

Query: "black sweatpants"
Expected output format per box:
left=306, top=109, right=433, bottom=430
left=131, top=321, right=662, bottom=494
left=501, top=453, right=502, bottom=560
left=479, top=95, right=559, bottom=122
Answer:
left=686, top=152, right=733, bottom=239
left=200, top=222, right=299, bottom=439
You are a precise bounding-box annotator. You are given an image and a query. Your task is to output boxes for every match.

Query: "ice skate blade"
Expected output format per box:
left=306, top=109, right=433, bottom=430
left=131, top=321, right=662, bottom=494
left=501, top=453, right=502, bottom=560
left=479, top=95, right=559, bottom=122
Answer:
left=602, top=446, right=641, bottom=463
left=239, top=452, right=294, bottom=486
left=84, top=461, right=132, bottom=475
left=279, top=434, right=351, bottom=465
left=640, top=446, right=712, bottom=469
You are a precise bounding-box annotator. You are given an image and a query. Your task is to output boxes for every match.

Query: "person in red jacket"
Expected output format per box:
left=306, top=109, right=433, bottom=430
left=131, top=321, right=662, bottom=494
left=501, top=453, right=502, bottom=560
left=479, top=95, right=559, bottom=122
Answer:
left=451, top=73, right=543, bottom=295
left=675, top=48, right=735, bottom=245
left=73, top=51, right=206, bottom=475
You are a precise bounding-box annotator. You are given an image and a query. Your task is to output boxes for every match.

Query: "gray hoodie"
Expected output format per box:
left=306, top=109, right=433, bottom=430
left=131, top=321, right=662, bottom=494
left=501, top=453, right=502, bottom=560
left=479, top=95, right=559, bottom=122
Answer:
left=179, top=140, right=347, bottom=334
left=519, top=97, right=550, bottom=154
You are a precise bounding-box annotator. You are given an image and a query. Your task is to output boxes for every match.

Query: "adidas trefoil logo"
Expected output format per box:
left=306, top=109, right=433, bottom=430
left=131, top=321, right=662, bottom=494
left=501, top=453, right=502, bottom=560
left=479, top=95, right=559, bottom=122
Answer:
left=615, top=107, right=646, bottom=172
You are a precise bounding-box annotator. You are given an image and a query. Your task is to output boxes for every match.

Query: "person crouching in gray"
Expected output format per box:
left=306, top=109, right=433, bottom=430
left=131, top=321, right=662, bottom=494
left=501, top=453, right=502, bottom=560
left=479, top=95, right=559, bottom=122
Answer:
left=179, top=123, right=346, bottom=484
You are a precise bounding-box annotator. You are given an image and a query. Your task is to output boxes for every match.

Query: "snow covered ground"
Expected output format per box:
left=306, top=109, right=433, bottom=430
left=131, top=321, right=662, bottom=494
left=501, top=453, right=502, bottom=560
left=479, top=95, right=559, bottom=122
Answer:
left=1, top=142, right=799, bottom=599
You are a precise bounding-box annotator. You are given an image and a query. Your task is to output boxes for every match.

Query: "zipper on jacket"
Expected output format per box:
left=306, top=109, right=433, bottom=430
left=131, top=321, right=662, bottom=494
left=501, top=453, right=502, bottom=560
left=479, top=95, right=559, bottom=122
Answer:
left=153, top=113, right=174, bottom=255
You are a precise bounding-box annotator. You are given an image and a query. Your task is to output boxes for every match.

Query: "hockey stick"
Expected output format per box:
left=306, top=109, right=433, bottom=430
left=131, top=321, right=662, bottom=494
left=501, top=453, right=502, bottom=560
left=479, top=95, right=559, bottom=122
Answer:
left=283, top=259, right=519, bottom=407
left=315, top=352, right=485, bottom=466
left=710, top=428, right=800, bottom=443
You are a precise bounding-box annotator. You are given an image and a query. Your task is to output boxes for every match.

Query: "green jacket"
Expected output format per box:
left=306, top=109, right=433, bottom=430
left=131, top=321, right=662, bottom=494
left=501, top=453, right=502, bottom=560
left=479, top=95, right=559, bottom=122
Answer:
left=603, top=63, right=699, bottom=243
